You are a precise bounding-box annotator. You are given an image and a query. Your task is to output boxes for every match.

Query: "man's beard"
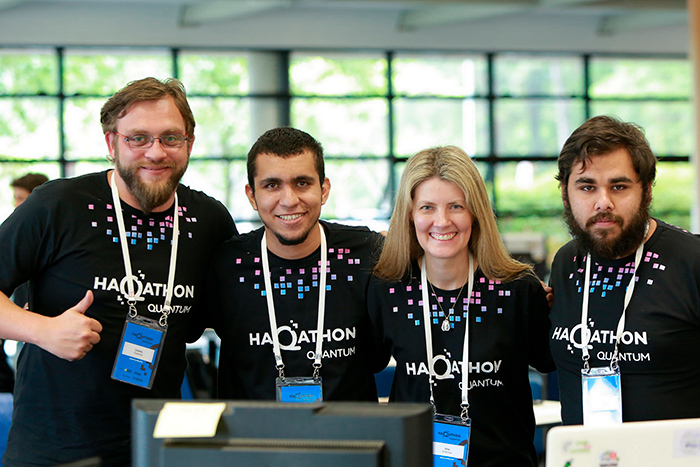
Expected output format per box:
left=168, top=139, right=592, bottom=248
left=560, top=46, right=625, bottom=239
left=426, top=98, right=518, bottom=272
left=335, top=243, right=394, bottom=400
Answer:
left=274, top=224, right=315, bottom=247
left=563, top=192, right=650, bottom=261
left=114, top=146, right=187, bottom=214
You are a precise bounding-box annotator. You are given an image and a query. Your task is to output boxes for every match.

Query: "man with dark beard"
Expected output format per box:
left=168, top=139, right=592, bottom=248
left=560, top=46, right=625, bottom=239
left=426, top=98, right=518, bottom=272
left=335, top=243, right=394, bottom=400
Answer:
left=0, top=77, right=237, bottom=466
left=548, top=115, right=700, bottom=426
left=205, top=127, right=389, bottom=402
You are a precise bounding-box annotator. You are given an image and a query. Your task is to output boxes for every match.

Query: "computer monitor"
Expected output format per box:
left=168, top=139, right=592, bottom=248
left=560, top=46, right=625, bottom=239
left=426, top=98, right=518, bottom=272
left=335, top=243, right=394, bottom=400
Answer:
left=132, top=399, right=433, bottom=467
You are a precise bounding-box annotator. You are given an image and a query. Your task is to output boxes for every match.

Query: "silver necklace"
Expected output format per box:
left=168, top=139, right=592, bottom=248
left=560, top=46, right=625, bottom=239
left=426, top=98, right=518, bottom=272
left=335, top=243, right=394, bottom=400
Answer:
left=428, top=279, right=467, bottom=332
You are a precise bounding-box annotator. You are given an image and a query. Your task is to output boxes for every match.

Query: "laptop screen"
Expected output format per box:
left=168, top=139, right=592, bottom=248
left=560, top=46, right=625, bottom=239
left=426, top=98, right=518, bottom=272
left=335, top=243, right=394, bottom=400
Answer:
left=546, top=418, right=700, bottom=467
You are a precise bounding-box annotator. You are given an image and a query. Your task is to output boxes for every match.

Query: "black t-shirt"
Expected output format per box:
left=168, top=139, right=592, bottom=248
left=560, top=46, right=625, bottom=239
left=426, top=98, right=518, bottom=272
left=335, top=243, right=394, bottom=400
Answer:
left=0, top=171, right=237, bottom=466
left=0, top=341, right=13, bottom=393
left=368, top=261, right=554, bottom=467
left=549, top=219, right=700, bottom=425
left=209, top=221, right=388, bottom=402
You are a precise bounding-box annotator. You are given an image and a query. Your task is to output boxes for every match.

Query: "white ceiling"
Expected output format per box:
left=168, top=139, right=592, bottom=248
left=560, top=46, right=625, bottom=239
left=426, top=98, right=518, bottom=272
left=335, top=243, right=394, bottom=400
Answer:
left=0, top=0, right=691, bottom=54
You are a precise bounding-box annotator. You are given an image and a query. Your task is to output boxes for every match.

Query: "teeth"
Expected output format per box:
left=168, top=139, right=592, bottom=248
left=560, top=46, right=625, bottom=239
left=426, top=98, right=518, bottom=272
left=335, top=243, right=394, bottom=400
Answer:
left=279, top=214, right=303, bottom=221
left=431, top=232, right=456, bottom=241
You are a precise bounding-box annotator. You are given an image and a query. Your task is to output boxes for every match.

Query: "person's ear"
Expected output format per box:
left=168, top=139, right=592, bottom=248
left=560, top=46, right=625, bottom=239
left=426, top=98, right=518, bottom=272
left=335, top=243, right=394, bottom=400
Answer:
left=105, top=132, right=116, bottom=163
left=645, top=183, right=653, bottom=207
left=245, top=184, right=258, bottom=211
left=186, top=134, right=195, bottom=156
left=320, top=177, right=331, bottom=205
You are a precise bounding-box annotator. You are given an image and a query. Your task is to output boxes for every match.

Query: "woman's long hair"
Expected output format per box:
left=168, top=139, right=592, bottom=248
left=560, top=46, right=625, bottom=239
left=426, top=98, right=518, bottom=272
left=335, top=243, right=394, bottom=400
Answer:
left=373, top=145, right=533, bottom=283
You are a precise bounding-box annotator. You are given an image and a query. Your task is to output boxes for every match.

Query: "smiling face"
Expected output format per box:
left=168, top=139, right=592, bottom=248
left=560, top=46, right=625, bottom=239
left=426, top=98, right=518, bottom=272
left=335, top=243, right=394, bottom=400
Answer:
left=564, top=147, right=651, bottom=259
left=411, top=177, right=473, bottom=268
left=105, top=97, right=192, bottom=213
left=245, top=150, right=331, bottom=259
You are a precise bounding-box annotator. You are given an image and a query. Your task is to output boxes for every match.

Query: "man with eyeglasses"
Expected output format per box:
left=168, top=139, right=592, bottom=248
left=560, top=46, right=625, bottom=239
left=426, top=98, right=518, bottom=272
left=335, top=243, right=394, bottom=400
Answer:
left=0, top=77, right=237, bottom=466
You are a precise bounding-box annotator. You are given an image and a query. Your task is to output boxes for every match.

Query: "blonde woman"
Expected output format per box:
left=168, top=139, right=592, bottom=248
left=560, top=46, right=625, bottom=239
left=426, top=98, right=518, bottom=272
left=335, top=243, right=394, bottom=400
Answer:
left=369, top=145, right=553, bottom=467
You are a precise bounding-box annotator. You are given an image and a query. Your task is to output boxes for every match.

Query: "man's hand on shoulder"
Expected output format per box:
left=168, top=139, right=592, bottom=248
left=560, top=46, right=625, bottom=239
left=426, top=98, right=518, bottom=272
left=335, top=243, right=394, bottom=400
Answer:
left=541, top=281, right=554, bottom=308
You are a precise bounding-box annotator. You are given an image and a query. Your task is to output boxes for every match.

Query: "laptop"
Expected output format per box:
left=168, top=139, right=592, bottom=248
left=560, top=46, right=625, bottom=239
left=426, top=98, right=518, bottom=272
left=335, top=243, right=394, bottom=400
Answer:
left=546, top=418, right=700, bottom=467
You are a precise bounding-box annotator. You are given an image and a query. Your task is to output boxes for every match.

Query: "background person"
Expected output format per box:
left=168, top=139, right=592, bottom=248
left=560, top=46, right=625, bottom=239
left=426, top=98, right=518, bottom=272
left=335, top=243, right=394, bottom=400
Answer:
left=369, top=145, right=554, bottom=467
left=549, top=115, right=700, bottom=425
left=0, top=77, right=237, bottom=466
left=0, top=173, right=48, bottom=393
left=10, top=173, right=48, bottom=208
left=0, top=173, right=48, bottom=394
left=9, top=172, right=49, bottom=309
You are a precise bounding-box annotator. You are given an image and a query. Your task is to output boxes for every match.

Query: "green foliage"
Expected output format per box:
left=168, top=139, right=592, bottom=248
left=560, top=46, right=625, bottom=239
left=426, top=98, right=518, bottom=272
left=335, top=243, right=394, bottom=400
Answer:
left=590, top=58, right=691, bottom=98
left=0, top=51, right=58, bottom=94
left=189, top=97, right=251, bottom=158
left=292, top=98, right=388, bottom=156
left=63, top=51, right=171, bottom=95
left=290, top=53, right=387, bottom=96
left=0, top=48, right=696, bottom=248
left=650, top=163, right=693, bottom=219
left=495, top=162, right=561, bottom=213
left=323, top=159, right=391, bottom=219
left=494, top=55, right=584, bottom=96
left=392, top=54, right=488, bottom=96
left=0, top=51, right=58, bottom=139
left=179, top=53, right=248, bottom=94
left=591, top=101, right=692, bottom=156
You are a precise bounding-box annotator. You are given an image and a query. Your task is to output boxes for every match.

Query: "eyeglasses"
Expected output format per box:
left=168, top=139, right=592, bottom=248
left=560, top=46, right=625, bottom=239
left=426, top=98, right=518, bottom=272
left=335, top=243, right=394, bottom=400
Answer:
left=113, top=131, right=189, bottom=149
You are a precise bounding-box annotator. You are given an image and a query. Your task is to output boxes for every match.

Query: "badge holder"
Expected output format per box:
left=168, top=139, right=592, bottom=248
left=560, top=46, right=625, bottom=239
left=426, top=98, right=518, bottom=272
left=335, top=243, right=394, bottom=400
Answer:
left=111, top=315, right=167, bottom=389
left=578, top=239, right=644, bottom=427
left=581, top=366, right=622, bottom=426
left=275, top=376, right=323, bottom=403
left=433, top=413, right=471, bottom=466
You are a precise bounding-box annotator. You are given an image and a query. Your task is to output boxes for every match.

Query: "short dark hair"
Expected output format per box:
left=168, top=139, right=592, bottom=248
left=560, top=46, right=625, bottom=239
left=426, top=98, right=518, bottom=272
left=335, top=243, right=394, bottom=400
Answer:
left=556, top=115, right=656, bottom=188
left=11, top=173, right=49, bottom=192
left=246, top=127, right=325, bottom=190
left=100, top=77, right=195, bottom=141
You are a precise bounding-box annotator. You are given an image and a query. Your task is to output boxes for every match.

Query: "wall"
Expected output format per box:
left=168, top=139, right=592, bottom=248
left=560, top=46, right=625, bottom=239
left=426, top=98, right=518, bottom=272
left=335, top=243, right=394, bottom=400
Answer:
left=0, top=3, right=689, bottom=55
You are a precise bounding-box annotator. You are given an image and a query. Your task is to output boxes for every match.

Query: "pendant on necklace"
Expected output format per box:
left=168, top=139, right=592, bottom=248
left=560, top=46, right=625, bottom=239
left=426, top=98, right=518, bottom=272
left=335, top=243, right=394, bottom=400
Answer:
left=441, top=318, right=451, bottom=332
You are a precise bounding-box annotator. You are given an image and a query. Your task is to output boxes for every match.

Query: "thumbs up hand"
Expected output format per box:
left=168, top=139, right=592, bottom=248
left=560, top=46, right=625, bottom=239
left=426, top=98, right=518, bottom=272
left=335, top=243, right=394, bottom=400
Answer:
left=38, top=291, right=103, bottom=361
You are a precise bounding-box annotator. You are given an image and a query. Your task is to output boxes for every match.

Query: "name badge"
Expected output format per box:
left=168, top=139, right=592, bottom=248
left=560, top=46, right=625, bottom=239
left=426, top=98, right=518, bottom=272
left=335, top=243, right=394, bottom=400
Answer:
left=433, top=413, right=471, bottom=466
left=111, top=315, right=167, bottom=389
left=275, top=376, right=323, bottom=403
left=581, top=366, right=622, bottom=426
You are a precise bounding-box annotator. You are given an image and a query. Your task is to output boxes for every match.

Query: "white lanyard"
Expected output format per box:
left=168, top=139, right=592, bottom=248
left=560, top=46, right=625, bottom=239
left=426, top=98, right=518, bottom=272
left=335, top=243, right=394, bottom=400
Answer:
left=261, top=223, right=327, bottom=378
left=580, top=235, right=646, bottom=370
left=110, top=171, right=180, bottom=327
left=421, top=254, right=474, bottom=419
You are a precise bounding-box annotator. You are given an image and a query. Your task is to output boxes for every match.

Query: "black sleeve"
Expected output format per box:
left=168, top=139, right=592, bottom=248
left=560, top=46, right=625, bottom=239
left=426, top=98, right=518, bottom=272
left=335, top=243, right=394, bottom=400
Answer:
left=185, top=196, right=237, bottom=343
left=366, top=276, right=392, bottom=374
left=186, top=251, right=224, bottom=343
left=0, top=186, right=52, bottom=296
left=526, top=275, right=556, bottom=373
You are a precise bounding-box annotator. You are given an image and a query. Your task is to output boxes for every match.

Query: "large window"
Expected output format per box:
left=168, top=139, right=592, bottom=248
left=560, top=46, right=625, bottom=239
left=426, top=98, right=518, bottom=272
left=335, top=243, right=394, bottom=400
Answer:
left=0, top=47, right=694, bottom=261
